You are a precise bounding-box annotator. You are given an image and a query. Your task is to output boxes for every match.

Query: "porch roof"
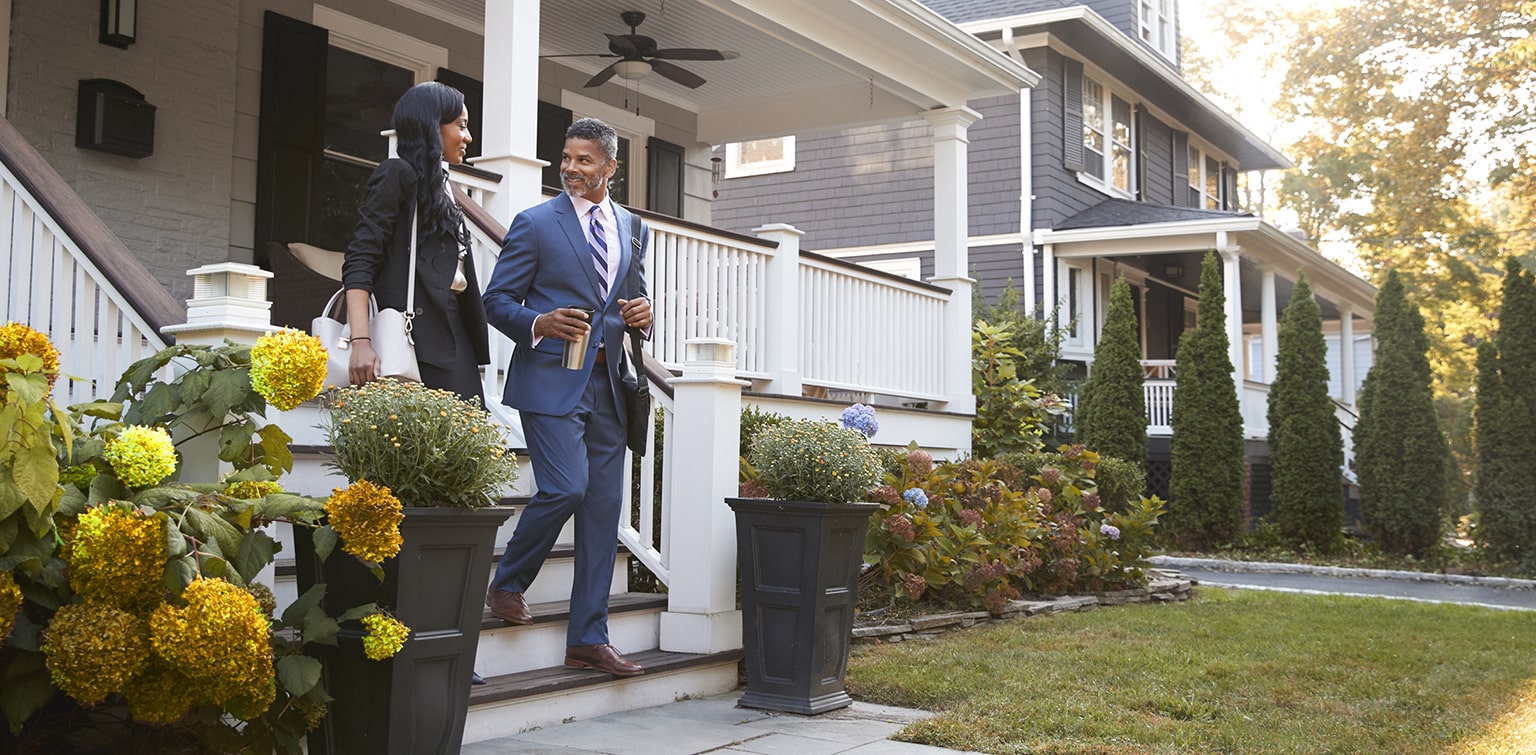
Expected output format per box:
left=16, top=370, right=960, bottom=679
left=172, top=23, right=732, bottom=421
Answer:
left=535, top=0, right=1041, bottom=143
left=958, top=7, right=1292, bottom=171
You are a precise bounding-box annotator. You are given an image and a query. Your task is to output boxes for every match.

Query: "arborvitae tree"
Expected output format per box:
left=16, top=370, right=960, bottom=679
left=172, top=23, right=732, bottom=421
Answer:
left=1077, top=276, right=1147, bottom=468
left=1475, top=260, right=1536, bottom=564
left=1355, top=270, right=1448, bottom=556
left=1266, top=273, right=1346, bottom=551
left=1168, top=252, right=1245, bottom=549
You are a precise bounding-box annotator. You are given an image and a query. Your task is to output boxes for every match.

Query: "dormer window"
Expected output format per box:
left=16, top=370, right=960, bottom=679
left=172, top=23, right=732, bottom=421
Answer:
left=1139, top=0, right=1176, bottom=61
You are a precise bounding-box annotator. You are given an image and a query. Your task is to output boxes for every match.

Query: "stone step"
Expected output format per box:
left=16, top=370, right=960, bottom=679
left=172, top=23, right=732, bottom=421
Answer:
left=474, top=592, right=666, bottom=678
left=462, top=649, right=743, bottom=745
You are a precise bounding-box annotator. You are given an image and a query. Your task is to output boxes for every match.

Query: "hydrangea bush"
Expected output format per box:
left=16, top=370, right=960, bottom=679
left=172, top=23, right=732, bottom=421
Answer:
left=0, top=329, right=414, bottom=752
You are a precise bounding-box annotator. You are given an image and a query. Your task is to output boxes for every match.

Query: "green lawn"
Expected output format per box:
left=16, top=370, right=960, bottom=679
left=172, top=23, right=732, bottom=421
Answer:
left=846, top=589, right=1536, bottom=754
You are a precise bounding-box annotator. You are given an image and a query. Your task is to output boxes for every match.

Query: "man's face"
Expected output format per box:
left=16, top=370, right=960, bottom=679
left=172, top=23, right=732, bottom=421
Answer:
left=561, top=137, right=616, bottom=203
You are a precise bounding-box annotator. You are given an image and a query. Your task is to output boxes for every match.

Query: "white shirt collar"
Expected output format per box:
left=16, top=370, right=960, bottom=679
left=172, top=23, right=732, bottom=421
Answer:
left=568, top=192, right=613, bottom=221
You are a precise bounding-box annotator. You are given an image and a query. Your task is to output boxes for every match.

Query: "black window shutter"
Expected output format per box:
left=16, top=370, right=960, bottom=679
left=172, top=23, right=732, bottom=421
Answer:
left=255, top=11, right=328, bottom=266
left=1062, top=57, right=1085, bottom=172
left=647, top=137, right=686, bottom=218
left=1222, top=162, right=1238, bottom=210
left=1133, top=105, right=1146, bottom=201
left=537, top=101, right=573, bottom=191
left=1170, top=130, right=1190, bottom=208
left=435, top=68, right=483, bottom=160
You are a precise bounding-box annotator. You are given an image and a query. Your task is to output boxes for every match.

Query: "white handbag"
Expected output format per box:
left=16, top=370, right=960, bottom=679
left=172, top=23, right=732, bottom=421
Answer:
left=312, top=208, right=422, bottom=387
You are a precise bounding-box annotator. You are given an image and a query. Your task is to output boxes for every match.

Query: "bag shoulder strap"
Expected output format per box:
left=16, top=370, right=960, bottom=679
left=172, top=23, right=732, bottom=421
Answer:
left=406, top=202, right=419, bottom=315
left=627, top=212, right=647, bottom=391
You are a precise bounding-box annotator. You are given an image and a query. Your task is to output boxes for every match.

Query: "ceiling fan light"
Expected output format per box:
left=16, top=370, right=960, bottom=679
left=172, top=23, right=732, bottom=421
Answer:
left=614, top=59, right=652, bottom=80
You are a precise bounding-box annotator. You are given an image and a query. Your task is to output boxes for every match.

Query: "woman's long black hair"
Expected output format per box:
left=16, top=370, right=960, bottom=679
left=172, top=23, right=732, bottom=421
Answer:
left=391, top=81, right=466, bottom=238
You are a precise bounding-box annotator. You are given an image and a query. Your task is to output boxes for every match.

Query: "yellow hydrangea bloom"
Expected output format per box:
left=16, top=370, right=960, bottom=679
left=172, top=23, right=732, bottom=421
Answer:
left=224, top=479, right=284, bottom=500
left=42, top=602, right=149, bottom=704
left=124, top=657, right=200, bottom=724
left=149, top=577, right=275, bottom=715
left=0, top=571, right=22, bottom=641
left=64, top=504, right=167, bottom=612
left=360, top=611, right=410, bottom=660
left=0, top=320, right=60, bottom=393
left=104, top=425, right=177, bottom=488
left=250, top=328, right=328, bottom=410
left=325, top=480, right=404, bottom=563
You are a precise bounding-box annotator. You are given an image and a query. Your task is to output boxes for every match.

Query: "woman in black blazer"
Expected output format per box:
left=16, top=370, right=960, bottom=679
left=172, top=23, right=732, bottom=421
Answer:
left=341, top=81, right=490, bottom=403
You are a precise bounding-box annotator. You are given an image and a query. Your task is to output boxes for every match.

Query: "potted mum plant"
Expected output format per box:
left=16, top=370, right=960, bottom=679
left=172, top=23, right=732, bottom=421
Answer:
left=300, top=379, right=518, bottom=755
left=727, top=405, right=883, bottom=715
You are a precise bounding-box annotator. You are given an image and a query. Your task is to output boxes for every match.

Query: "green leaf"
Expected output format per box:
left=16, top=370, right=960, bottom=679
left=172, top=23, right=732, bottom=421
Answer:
left=0, top=477, right=23, bottom=521
left=87, top=468, right=125, bottom=504
left=132, top=485, right=199, bottom=510
left=0, top=516, right=17, bottom=553
left=166, top=520, right=188, bottom=558
left=312, top=526, right=338, bottom=562
left=70, top=401, right=123, bottom=420
left=185, top=506, right=244, bottom=557
left=3, top=372, right=47, bottom=406
left=114, top=347, right=178, bottom=399
left=128, top=381, right=181, bottom=425
left=164, top=555, right=197, bottom=593
left=233, top=531, right=277, bottom=583
left=302, top=606, right=341, bottom=646
left=281, top=584, right=326, bottom=626
left=257, top=424, right=295, bottom=475
left=337, top=602, right=379, bottom=623
left=276, top=655, right=323, bottom=697
left=11, top=444, right=58, bottom=512
left=257, top=494, right=325, bottom=522
left=202, top=555, right=231, bottom=581
left=219, top=419, right=256, bottom=463
left=205, top=368, right=251, bottom=420
left=0, top=650, right=53, bottom=734
left=178, top=367, right=212, bottom=405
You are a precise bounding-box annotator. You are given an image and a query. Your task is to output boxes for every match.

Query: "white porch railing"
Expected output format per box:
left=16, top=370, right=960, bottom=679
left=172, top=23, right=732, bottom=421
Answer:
left=648, top=219, right=772, bottom=377
left=0, top=160, right=168, bottom=405
left=1241, top=381, right=1271, bottom=440
left=1145, top=380, right=1175, bottom=436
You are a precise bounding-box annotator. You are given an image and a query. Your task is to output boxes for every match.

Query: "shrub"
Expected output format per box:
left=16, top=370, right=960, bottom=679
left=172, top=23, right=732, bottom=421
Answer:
left=1076, top=276, right=1147, bottom=468
left=973, top=281, right=1071, bottom=395
left=973, top=321, right=1069, bottom=457
left=1267, top=273, right=1345, bottom=551
left=1091, top=455, right=1147, bottom=515
left=1475, top=260, right=1536, bottom=565
left=748, top=419, right=882, bottom=504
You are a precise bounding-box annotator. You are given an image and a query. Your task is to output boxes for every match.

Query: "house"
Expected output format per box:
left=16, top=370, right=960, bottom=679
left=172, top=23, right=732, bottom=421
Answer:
left=0, top=0, right=1036, bottom=739
left=710, top=0, right=1377, bottom=513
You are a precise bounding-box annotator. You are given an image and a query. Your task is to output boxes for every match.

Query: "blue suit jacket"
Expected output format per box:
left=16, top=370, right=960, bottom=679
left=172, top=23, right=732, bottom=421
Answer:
left=483, top=193, right=649, bottom=416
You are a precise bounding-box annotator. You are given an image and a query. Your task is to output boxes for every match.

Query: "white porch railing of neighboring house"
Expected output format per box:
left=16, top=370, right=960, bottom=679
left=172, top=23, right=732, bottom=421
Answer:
left=1241, top=381, right=1271, bottom=440
left=0, top=116, right=180, bottom=405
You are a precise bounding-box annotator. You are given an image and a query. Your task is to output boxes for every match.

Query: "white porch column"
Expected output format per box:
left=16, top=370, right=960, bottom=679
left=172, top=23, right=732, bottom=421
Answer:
left=660, top=339, right=747, bottom=654
left=1138, top=284, right=1150, bottom=356
left=1041, top=243, right=1056, bottom=325
left=1339, top=304, right=1357, bottom=406
left=754, top=223, right=804, bottom=396
left=474, top=1, right=547, bottom=222
left=1217, top=239, right=1243, bottom=391
left=924, top=106, right=982, bottom=415
left=1260, top=263, right=1278, bottom=383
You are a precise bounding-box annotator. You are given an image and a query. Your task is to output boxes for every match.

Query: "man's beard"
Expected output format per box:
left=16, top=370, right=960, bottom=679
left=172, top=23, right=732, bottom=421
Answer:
left=562, top=171, right=603, bottom=198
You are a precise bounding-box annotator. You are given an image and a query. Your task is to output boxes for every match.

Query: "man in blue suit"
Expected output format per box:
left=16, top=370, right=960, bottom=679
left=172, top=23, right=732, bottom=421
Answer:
left=482, top=117, right=651, bottom=677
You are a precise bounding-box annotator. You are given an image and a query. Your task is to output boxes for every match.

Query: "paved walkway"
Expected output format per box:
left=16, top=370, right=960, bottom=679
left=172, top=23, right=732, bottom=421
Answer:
left=1149, top=556, right=1536, bottom=611
left=463, top=692, right=981, bottom=754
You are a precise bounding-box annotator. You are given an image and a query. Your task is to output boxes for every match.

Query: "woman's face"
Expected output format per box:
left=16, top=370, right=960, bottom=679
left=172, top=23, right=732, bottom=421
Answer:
left=440, top=106, right=472, bottom=164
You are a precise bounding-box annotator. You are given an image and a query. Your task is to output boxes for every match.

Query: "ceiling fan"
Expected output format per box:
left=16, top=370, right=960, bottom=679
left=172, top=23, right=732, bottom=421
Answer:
left=544, top=11, right=739, bottom=89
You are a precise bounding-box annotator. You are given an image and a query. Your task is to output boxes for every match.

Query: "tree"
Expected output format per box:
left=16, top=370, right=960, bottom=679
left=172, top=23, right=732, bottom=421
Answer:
left=1354, top=270, right=1449, bottom=556
left=1076, top=276, right=1146, bottom=468
left=1266, top=273, right=1346, bottom=551
left=1168, top=252, right=1245, bottom=549
left=1474, top=260, right=1536, bottom=564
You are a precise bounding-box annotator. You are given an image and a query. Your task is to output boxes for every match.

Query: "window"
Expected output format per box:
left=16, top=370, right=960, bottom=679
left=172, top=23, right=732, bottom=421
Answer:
left=1186, top=143, right=1225, bottom=210
left=312, top=47, right=415, bottom=251
left=724, top=136, right=796, bottom=178
left=1081, top=76, right=1133, bottom=194
left=1139, top=0, right=1176, bottom=60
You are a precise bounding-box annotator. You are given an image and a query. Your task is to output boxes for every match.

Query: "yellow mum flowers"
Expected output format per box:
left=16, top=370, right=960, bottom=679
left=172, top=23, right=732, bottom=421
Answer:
left=360, top=611, right=410, bottom=660
left=64, top=504, right=167, bottom=612
left=104, top=425, right=177, bottom=488
left=250, top=328, right=328, bottom=410
left=325, top=480, right=404, bottom=563
left=0, top=320, right=60, bottom=392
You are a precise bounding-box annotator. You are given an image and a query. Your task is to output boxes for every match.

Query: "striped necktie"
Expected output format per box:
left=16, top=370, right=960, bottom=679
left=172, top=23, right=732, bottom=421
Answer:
left=588, top=206, right=610, bottom=300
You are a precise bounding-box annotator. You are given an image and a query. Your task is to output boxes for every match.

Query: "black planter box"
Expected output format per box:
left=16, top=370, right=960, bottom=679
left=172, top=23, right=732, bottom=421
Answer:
left=294, top=506, right=512, bottom=755
left=726, top=497, right=876, bottom=715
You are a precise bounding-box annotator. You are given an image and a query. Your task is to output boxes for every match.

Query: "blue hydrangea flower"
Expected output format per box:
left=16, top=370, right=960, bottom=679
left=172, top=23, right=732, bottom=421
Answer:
left=1100, top=523, right=1121, bottom=540
left=841, top=403, right=879, bottom=439
left=902, top=488, right=928, bottom=509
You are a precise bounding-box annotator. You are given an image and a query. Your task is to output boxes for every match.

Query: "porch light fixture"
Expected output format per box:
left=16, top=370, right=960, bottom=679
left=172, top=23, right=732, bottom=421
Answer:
left=99, top=0, right=137, bottom=48
left=614, top=59, right=653, bottom=81
left=1164, top=264, right=1184, bottom=279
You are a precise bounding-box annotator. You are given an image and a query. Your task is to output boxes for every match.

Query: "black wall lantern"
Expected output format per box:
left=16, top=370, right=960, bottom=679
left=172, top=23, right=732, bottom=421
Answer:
left=99, top=0, right=137, bottom=48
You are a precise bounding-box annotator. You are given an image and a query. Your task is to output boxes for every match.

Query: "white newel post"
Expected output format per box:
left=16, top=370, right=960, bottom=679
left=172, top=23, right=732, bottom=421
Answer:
left=924, top=106, right=982, bottom=416
left=1260, top=264, right=1278, bottom=383
left=475, top=0, right=546, bottom=221
left=754, top=223, right=803, bottom=396
left=660, top=338, right=747, bottom=654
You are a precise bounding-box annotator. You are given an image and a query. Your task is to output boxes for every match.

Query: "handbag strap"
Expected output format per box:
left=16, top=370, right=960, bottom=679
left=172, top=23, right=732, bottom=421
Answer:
left=404, top=202, right=419, bottom=336
left=627, top=212, right=647, bottom=393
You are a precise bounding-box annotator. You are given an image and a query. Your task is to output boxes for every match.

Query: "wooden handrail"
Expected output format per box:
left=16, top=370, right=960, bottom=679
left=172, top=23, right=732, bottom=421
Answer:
left=0, top=115, right=184, bottom=336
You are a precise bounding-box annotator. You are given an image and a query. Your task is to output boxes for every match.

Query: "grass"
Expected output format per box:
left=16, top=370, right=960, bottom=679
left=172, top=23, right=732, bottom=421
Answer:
left=846, top=589, right=1536, bottom=754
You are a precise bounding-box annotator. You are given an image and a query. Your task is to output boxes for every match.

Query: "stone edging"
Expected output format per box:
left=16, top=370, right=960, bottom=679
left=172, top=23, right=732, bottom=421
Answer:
left=852, top=570, right=1196, bottom=644
left=1149, top=556, right=1536, bottom=591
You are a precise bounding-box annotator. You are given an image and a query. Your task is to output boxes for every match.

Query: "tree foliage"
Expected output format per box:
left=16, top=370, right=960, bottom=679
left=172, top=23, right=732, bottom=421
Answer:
left=973, top=280, right=1071, bottom=395
left=1168, top=252, right=1245, bottom=549
left=1354, top=270, right=1448, bottom=556
left=1077, top=276, right=1146, bottom=468
left=1266, top=273, right=1346, bottom=551
left=1474, top=260, right=1536, bottom=565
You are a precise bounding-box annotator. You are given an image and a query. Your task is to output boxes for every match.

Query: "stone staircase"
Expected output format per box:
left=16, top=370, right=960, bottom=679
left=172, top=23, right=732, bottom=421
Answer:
left=265, top=402, right=742, bottom=746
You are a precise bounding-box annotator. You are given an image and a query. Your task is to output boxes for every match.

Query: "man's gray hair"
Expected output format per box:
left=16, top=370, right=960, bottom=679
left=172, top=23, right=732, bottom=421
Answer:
left=566, top=117, right=619, bottom=162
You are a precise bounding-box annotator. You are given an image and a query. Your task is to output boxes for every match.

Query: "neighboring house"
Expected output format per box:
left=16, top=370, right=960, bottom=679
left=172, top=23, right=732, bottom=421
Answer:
left=0, top=0, right=1036, bottom=737
left=712, top=0, right=1377, bottom=513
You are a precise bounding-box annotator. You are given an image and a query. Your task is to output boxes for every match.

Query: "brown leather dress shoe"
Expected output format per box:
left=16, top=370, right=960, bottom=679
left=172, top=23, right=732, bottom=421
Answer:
left=565, top=643, right=644, bottom=677
left=486, top=589, right=533, bottom=625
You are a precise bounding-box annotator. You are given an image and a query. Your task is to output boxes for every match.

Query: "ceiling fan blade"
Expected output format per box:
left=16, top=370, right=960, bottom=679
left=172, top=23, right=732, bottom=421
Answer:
left=651, top=48, right=739, bottom=61
left=650, top=59, right=706, bottom=89
left=585, top=62, right=620, bottom=88
left=605, top=33, right=641, bottom=57
left=540, top=53, right=619, bottom=59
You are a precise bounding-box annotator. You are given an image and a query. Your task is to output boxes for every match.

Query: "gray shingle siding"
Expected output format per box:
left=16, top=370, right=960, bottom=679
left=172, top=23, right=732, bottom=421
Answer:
left=919, top=0, right=1072, bottom=24
left=1082, top=0, right=1137, bottom=40
left=838, top=242, right=1027, bottom=308
left=1139, top=111, right=1175, bottom=206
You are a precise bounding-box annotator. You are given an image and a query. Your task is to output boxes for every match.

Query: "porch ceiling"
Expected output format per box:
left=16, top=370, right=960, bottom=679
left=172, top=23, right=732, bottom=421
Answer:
left=531, top=0, right=1040, bottom=142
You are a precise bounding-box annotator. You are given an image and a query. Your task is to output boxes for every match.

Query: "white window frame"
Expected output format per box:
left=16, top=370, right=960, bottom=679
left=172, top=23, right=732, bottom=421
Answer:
left=1058, top=259, right=1094, bottom=357
left=1138, top=0, right=1177, bottom=61
left=1186, top=140, right=1226, bottom=210
left=723, top=136, right=796, bottom=178
left=313, top=5, right=447, bottom=83
left=1079, top=74, right=1134, bottom=198
left=859, top=257, right=922, bottom=281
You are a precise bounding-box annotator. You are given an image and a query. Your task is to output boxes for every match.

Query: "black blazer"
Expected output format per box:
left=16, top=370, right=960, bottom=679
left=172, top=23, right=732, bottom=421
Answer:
left=341, top=159, right=490, bottom=369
